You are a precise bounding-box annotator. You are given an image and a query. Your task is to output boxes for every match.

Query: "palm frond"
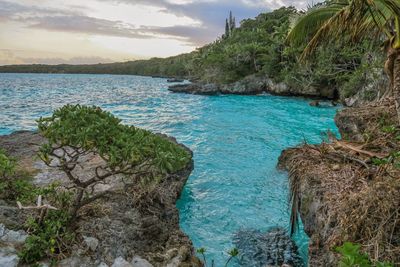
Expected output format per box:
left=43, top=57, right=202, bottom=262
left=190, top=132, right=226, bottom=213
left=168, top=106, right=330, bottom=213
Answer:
left=287, top=2, right=347, bottom=47
left=289, top=0, right=400, bottom=60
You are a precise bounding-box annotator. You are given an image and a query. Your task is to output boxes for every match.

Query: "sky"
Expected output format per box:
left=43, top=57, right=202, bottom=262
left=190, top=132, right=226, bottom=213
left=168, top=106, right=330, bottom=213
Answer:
left=0, top=0, right=316, bottom=65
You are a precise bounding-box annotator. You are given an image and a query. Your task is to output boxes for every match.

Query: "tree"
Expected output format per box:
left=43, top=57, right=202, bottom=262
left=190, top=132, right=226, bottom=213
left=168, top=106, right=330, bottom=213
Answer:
left=287, top=0, right=400, bottom=121
left=37, top=105, right=190, bottom=219
left=225, top=18, right=230, bottom=38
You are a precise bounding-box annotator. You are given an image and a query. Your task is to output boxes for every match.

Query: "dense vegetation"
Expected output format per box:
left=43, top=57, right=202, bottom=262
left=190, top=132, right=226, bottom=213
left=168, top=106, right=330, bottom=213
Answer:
left=0, top=4, right=385, bottom=101
left=287, top=0, right=400, bottom=117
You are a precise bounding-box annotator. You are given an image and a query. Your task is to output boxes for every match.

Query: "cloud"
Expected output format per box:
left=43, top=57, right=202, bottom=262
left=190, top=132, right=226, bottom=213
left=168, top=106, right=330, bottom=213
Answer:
left=0, top=49, right=115, bottom=65
left=23, top=56, right=116, bottom=65
left=0, top=0, right=321, bottom=64
left=27, top=15, right=155, bottom=40
left=93, top=0, right=310, bottom=45
left=0, top=0, right=85, bottom=20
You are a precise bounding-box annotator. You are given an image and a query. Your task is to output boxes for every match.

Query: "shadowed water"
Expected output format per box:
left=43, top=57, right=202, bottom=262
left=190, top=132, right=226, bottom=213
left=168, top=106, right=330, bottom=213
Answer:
left=0, top=73, right=339, bottom=266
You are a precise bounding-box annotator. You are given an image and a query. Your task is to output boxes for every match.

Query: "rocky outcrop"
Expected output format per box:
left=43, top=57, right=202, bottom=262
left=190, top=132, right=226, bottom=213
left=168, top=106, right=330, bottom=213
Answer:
left=233, top=228, right=303, bottom=267
left=278, top=98, right=400, bottom=266
left=169, top=74, right=337, bottom=98
left=0, top=224, right=28, bottom=267
left=0, top=131, right=201, bottom=267
left=344, top=68, right=388, bottom=107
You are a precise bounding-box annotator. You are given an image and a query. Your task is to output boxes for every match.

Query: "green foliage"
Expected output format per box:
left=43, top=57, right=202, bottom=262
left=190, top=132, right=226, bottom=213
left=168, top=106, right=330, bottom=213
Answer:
left=0, top=151, right=73, bottom=265
left=38, top=104, right=189, bottom=173
left=18, top=185, right=73, bottom=264
left=372, top=151, right=400, bottom=168
left=336, top=242, right=393, bottom=267
left=0, top=149, right=15, bottom=178
left=196, top=247, right=239, bottom=267
left=19, top=208, right=73, bottom=264
left=0, top=150, right=38, bottom=203
left=37, top=105, right=190, bottom=219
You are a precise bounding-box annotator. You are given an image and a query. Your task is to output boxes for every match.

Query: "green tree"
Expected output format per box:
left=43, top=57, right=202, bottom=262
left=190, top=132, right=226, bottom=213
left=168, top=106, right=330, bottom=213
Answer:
left=37, top=105, right=190, bottom=219
left=287, top=0, right=400, bottom=120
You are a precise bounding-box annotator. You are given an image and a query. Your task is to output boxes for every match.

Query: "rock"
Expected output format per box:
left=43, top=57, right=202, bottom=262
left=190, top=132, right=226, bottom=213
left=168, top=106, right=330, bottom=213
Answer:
left=59, top=256, right=91, bottom=267
left=0, top=223, right=5, bottom=236
left=83, top=236, right=99, bottom=251
left=168, top=74, right=339, bottom=99
left=98, top=263, right=109, bottom=267
left=168, top=83, right=220, bottom=95
left=233, top=228, right=303, bottom=267
left=167, top=78, right=184, bottom=83
left=0, top=131, right=201, bottom=267
left=112, top=256, right=133, bottom=267
left=309, top=100, right=320, bottom=107
left=131, top=256, right=153, bottom=267
left=343, top=63, right=388, bottom=107
left=0, top=246, right=19, bottom=267
left=166, top=255, right=181, bottom=267
left=220, top=74, right=268, bottom=94
left=331, top=164, right=341, bottom=171
left=0, top=227, right=28, bottom=245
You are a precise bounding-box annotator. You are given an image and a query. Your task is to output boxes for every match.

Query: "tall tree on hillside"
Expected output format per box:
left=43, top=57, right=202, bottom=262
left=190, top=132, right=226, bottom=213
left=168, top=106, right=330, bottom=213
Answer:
left=224, top=11, right=236, bottom=38
left=287, top=0, right=400, bottom=121
left=229, top=11, right=234, bottom=32
left=225, top=18, right=230, bottom=38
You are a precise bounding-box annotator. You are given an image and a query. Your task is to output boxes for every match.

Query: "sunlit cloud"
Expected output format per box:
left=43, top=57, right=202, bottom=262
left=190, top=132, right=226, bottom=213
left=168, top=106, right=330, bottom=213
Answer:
left=0, top=0, right=320, bottom=65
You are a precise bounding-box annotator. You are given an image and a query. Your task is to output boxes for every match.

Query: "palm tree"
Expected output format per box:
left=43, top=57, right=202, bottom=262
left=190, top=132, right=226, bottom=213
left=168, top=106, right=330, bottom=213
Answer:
left=287, top=0, right=400, bottom=121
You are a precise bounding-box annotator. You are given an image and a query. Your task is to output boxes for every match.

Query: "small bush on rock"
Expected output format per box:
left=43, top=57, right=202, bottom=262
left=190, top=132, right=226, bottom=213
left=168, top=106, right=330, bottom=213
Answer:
left=0, top=149, right=40, bottom=203
left=37, top=104, right=190, bottom=219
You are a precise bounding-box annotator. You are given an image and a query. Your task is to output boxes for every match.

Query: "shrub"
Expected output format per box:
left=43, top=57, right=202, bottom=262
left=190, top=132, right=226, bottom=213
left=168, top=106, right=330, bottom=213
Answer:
left=0, top=150, right=37, bottom=203
left=37, top=104, right=190, bottom=219
left=0, top=149, right=15, bottom=177
left=336, top=242, right=393, bottom=267
left=196, top=247, right=239, bottom=267
left=19, top=206, right=73, bottom=264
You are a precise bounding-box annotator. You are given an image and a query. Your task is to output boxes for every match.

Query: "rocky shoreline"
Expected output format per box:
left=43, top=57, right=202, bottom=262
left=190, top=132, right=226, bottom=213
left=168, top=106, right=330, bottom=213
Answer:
left=278, top=98, right=400, bottom=265
left=169, top=74, right=337, bottom=99
left=0, top=131, right=201, bottom=267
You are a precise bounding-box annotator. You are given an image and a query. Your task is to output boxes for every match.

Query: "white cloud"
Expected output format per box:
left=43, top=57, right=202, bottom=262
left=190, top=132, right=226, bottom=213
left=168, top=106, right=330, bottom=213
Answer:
left=0, top=0, right=320, bottom=64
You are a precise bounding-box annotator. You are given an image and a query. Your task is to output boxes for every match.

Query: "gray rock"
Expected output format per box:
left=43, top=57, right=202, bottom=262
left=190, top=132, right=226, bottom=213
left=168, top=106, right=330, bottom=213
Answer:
left=0, top=223, right=5, bottom=236
left=166, top=255, right=181, bottom=267
left=233, top=228, right=303, bottom=267
left=0, top=246, right=19, bottom=267
left=98, top=262, right=109, bottom=267
left=112, top=257, right=133, bottom=267
left=59, top=256, right=90, bottom=267
left=168, top=83, right=220, bottom=95
left=83, top=236, right=99, bottom=251
left=0, top=228, right=28, bottom=245
left=131, top=256, right=153, bottom=267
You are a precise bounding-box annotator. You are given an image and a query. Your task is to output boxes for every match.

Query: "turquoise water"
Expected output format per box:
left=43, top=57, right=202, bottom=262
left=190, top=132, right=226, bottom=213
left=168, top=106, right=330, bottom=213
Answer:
left=0, top=73, right=339, bottom=266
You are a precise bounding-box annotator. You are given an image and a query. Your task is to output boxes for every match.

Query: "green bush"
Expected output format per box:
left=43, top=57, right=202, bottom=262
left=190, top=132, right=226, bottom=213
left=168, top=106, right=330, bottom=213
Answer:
left=18, top=184, right=73, bottom=264
left=196, top=247, right=239, bottom=267
left=37, top=104, right=190, bottom=218
left=0, top=150, right=37, bottom=203
left=336, top=242, right=393, bottom=267
left=0, top=149, right=15, bottom=178
left=19, top=207, right=73, bottom=264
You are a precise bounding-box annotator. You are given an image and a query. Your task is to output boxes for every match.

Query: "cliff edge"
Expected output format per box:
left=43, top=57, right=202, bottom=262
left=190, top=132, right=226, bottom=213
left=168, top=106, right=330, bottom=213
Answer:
left=279, top=98, right=400, bottom=266
left=0, top=131, right=201, bottom=267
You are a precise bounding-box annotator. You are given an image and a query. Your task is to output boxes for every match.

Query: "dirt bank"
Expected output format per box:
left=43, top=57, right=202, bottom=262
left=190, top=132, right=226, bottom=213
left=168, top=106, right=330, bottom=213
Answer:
left=279, top=98, right=400, bottom=266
